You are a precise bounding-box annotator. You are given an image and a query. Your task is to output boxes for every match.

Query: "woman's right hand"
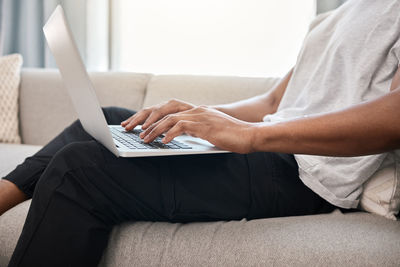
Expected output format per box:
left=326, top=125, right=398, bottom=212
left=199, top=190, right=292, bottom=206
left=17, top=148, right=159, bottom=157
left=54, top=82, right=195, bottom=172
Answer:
left=121, top=99, right=196, bottom=131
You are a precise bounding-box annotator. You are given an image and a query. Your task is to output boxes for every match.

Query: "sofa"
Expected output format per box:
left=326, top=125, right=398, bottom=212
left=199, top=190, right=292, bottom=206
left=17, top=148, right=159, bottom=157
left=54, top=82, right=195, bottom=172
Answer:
left=0, top=68, right=399, bottom=266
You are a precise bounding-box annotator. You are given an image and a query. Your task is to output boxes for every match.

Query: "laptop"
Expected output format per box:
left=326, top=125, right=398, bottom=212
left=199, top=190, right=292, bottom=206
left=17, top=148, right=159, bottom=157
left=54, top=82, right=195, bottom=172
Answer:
left=43, top=5, right=228, bottom=157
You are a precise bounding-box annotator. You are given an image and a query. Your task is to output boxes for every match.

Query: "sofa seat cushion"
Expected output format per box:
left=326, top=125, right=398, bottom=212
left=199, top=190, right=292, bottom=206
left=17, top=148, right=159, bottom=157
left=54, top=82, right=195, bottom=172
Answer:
left=0, top=144, right=42, bottom=178
left=1, top=200, right=399, bottom=267
left=100, top=211, right=400, bottom=266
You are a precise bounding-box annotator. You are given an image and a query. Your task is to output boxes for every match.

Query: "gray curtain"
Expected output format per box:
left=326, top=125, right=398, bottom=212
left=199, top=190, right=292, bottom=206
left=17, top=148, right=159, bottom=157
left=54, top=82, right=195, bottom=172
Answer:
left=317, top=0, right=347, bottom=14
left=0, top=0, right=87, bottom=68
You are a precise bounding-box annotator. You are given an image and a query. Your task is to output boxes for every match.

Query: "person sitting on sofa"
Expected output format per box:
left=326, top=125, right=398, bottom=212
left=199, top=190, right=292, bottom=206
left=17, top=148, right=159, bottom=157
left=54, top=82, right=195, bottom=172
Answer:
left=1, top=0, right=400, bottom=266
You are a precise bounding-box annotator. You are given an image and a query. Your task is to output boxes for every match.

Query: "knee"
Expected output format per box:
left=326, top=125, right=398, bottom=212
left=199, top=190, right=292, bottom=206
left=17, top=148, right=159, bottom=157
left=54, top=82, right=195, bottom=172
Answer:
left=66, top=119, right=83, bottom=131
left=49, top=141, right=102, bottom=174
left=102, top=106, right=136, bottom=124
left=35, top=141, right=103, bottom=192
left=102, top=106, right=122, bottom=115
left=67, top=107, right=136, bottom=126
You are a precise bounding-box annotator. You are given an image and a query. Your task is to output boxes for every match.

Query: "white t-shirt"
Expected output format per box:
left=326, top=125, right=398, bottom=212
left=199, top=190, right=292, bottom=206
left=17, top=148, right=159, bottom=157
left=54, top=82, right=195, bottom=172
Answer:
left=263, top=0, right=400, bottom=208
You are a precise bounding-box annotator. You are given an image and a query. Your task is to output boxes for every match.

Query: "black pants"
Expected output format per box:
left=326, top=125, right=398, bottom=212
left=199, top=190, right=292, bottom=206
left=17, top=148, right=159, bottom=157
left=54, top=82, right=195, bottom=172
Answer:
left=4, top=107, right=335, bottom=267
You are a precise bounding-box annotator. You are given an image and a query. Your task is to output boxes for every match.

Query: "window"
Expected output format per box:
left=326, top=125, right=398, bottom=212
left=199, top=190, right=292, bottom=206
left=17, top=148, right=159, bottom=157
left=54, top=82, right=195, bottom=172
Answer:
left=110, top=0, right=315, bottom=77
left=88, top=0, right=316, bottom=77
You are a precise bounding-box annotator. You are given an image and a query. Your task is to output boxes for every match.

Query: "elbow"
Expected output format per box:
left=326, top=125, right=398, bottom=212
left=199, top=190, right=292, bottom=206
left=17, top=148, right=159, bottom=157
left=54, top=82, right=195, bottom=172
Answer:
left=266, top=94, right=280, bottom=115
left=394, top=132, right=400, bottom=150
left=379, top=130, right=400, bottom=153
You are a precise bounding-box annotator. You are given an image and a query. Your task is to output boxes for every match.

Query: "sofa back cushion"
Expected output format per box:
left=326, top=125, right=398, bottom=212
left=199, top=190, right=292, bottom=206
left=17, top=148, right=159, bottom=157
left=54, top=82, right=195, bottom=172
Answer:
left=143, top=75, right=279, bottom=107
left=19, top=69, right=279, bottom=146
left=19, top=69, right=151, bottom=145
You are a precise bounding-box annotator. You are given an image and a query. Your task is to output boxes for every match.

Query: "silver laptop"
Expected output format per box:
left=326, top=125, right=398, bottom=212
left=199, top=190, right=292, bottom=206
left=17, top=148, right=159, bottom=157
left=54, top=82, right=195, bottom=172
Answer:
left=43, top=5, right=228, bottom=157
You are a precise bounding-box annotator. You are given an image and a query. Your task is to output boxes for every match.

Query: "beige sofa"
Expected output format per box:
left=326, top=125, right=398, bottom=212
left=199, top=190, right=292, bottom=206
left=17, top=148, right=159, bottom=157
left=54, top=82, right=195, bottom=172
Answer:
left=0, top=68, right=399, bottom=266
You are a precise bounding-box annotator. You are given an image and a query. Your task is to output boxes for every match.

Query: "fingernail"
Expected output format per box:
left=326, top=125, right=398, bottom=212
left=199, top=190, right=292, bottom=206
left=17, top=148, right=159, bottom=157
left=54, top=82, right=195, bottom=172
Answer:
left=162, top=137, right=167, bottom=143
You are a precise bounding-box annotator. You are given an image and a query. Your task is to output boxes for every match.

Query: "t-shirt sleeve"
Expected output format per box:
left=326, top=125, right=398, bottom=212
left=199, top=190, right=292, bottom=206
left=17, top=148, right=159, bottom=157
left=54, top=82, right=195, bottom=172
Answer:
left=394, top=39, right=400, bottom=66
left=392, top=18, right=400, bottom=66
left=308, top=11, right=333, bottom=33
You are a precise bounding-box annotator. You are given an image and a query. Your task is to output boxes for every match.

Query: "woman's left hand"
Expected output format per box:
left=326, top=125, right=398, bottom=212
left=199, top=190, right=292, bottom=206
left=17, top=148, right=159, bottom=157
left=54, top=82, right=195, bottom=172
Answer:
left=139, top=106, right=257, bottom=154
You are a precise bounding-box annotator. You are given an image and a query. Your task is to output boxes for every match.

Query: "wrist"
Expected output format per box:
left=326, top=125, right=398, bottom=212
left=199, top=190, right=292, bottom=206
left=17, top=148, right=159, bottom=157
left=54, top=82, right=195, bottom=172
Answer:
left=248, top=123, right=264, bottom=153
left=249, top=122, right=284, bottom=153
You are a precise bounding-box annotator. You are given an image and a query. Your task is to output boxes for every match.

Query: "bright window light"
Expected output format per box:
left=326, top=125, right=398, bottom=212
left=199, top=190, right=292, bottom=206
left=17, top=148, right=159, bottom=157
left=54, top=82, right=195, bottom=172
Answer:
left=111, top=0, right=315, bottom=77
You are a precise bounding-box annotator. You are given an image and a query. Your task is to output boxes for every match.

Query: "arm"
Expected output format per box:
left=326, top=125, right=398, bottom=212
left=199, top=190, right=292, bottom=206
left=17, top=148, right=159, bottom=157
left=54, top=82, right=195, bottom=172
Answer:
left=213, top=68, right=293, bottom=122
left=141, top=66, right=400, bottom=156
left=253, top=66, right=400, bottom=156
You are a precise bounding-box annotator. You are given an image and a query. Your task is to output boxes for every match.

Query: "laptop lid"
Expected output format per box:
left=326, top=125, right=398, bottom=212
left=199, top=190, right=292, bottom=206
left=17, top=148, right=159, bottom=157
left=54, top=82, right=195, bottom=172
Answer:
left=43, top=5, right=119, bottom=156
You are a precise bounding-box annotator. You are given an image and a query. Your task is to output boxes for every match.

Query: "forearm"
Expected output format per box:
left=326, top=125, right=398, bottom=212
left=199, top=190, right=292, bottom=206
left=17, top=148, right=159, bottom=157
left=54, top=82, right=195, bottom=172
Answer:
left=213, top=69, right=293, bottom=122
left=252, top=88, right=400, bottom=156
left=213, top=95, right=277, bottom=122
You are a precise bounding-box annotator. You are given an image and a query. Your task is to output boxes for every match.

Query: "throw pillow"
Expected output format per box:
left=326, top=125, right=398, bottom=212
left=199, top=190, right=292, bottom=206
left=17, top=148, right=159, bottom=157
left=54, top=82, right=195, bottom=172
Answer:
left=359, top=152, right=400, bottom=220
left=0, top=54, right=23, bottom=143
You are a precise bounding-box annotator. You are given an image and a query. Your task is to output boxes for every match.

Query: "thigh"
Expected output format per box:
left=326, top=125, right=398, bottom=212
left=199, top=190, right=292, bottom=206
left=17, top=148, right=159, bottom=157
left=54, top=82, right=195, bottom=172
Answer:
left=100, top=149, right=332, bottom=223
left=103, top=106, right=136, bottom=125
left=157, top=153, right=253, bottom=222
left=25, top=141, right=332, bottom=224
left=159, top=152, right=333, bottom=222
left=246, top=152, right=335, bottom=219
left=110, top=152, right=335, bottom=222
left=99, top=151, right=251, bottom=222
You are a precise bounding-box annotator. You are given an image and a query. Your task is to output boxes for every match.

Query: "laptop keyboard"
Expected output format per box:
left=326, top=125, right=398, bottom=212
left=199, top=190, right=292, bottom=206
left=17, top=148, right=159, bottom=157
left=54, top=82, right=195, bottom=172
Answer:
left=110, top=127, right=192, bottom=150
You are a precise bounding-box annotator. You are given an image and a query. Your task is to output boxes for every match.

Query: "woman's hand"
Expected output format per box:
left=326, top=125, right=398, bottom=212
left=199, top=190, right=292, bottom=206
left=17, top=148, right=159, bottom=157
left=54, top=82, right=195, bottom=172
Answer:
left=140, top=106, right=257, bottom=154
left=121, top=99, right=195, bottom=131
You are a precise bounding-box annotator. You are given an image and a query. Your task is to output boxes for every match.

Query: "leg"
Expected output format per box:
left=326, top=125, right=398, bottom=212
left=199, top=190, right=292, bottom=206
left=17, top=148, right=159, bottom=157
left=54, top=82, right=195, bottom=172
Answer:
left=3, top=106, right=135, bottom=197
left=0, top=107, right=135, bottom=215
left=9, top=141, right=334, bottom=266
left=160, top=152, right=334, bottom=221
left=10, top=140, right=179, bottom=267
left=9, top=141, right=118, bottom=267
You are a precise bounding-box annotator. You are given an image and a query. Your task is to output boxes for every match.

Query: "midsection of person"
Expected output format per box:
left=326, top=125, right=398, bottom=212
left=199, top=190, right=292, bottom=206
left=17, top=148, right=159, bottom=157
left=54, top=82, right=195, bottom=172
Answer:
left=258, top=0, right=400, bottom=209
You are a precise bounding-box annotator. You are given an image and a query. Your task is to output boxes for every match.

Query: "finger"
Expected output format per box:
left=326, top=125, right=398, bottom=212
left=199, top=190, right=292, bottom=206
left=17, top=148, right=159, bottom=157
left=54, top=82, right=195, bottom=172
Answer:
left=121, top=112, right=142, bottom=126
left=142, top=109, right=166, bottom=130
left=139, top=119, right=160, bottom=139
left=184, top=105, right=208, bottom=114
left=162, top=121, right=203, bottom=143
left=143, top=115, right=178, bottom=143
left=141, top=112, right=191, bottom=139
left=142, top=101, right=182, bottom=129
left=141, top=111, right=198, bottom=141
left=125, top=109, right=151, bottom=131
left=121, top=114, right=135, bottom=126
left=142, top=100, right=197, bottom=130
left=140, top=111, right=177, bottom=138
